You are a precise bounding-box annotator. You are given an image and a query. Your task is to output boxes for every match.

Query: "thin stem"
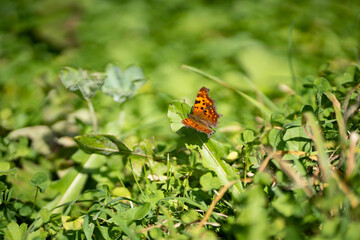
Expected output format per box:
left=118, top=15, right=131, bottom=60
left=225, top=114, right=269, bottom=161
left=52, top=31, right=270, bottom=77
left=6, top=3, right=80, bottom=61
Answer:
left=86, top=98, right=98, bottom=132
left=181, top=65, right=272, bottom=118
left=31, top=188, right=39, bottom=216
left=129, top=158, right=145, bottom=198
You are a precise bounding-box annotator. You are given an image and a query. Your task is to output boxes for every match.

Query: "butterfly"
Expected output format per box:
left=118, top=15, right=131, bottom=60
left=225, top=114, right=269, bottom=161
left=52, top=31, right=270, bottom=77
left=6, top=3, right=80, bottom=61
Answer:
left=182, top=87, right=222, bottom=137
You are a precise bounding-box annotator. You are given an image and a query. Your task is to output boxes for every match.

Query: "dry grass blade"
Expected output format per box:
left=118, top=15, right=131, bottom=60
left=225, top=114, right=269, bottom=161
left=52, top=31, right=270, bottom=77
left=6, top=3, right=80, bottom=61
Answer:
left=304, top=113, right=331, bottom=181
left=196, top=180, right=238, bottom=230
left=346, top=132, right=359, bottom=178
left=324, top=92, right=347, bottom=148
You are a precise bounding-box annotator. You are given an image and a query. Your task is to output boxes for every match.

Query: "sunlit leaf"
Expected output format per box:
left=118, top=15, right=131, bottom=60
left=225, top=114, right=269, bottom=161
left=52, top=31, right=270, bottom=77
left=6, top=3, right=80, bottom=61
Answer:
left=59, top=67, right=106, bottom=100
left=30, top=172, right=50, bottom=194
left=102, top=64, right=146, bottom=103
left=74, top=134, right=132, bottom=156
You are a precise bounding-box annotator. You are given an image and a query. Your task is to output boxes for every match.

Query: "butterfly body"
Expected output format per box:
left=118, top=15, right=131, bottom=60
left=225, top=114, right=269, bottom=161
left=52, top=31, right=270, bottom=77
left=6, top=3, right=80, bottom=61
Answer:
left=182, top=87, right=222, bottom=137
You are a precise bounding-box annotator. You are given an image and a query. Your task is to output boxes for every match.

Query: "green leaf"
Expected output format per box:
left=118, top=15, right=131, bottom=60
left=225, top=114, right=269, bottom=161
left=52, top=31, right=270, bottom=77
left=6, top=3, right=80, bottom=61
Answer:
left=143, top=190, right=164, bottom=209
left=168, top=100, right=192, bottom=135
left=19, top=205, right=32, bottom=217
left=272, top=194, right=296, bottom=217
left=39, top=208, right=51, bottom=223
left=283, top=118, right=311, bottom=152
left=124, top=202, right=151, bottom=224
left=353, top=65, right=360, bottom=84
left=0, top=181, right=7, bottom=192
left=62, top=216, right=83, bottom=231
left=200, top=172, right=213, bottom=191
left=102, top=64, right=146, bottom=103
left=313, top=77, right=331, bottom=93
left=104, top=209, right=139, bottom=240
left=242, top=129, right=256, bottom=143
left=0, top=160, right=17, bottom=176
left=197, top=139, right=243, bottom=199
left=271, top=113, right=285, bottom=126
left=3, top=222, right=27, bottom=240
left=59, top=67, right=106, bottom=100
left=200, top=172, right=221, bottom=191
left=181, top=210, right=199, bottom=224
left=268, top=128, right=284, bottom=149
left=74, top=134, right=132, bottom=156
left=83, top=214, right=95, bottom=240
left=30, top=172, right=50, bottom=194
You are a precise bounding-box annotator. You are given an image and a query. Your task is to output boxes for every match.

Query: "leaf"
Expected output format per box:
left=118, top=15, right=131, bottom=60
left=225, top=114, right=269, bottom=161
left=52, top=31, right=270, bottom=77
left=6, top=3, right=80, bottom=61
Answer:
left=19, top=205, right=32, bottom=217
left=59, top=67, right=106, bottom=100
left=83, top=214, right=95, bottom=240
left=353, top=65, right=360, bottom=84
left=104, top=209, right=139, bottom=240
left=168, top=100, right=191, bottom=134
left=271, top=113, right=285, bottom=126
left=124, top=202, right=151, bottom=224
left=0, top=161, right=17, bottom=176
left=313, top=77, right=331, bottom=93
left=0, top=181, right=7, bottom=192
left=3, top=222, right=27, bottom=240
left=268, top=128, right=284, bottom=149
left=181, top=210, right=199, bottom=224
left=30, top=172, right=50, bottom=194
left=62, top=216, right=84, bottom=231
left=102, top=64, right=146, bottom=103
left=197, top=139, right=243, bottom=199
left=112, top=187, right=132, bottom=198
left=74, top=134, right=132, bottom=156
left=283, top=118, right=311, bottom=152
left=143, top=190, right=164, bottom=209
left=272, top=194, right=296, bottom=217
left=39, top=208, right=51, bottom=223
left=242, top=129, right=256, bottom=143
left=200, top=172, right=221, bottom=191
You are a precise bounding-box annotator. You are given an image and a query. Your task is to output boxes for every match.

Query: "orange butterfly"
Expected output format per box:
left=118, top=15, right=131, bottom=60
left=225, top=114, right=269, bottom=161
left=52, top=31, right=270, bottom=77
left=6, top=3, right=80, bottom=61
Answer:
left=182, top=87, right=222, bottom=137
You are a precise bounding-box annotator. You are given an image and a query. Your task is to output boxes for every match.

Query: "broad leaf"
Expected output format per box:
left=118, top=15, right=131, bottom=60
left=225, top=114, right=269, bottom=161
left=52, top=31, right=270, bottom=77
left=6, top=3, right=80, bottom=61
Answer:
left=102, top=64, right=146, bottom=103
left=168, top=100, right=191, bottom=135
left=74, top=134, right=132, bottom=156
left=59, top=67, right=106, bottom=100
left=30, top=172, right=50, bottom=194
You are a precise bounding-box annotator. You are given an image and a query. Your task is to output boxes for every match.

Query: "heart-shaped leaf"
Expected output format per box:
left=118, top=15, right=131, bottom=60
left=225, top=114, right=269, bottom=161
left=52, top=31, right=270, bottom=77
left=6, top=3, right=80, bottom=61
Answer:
left=59, top=67, right=106, bottom=100
left=102, top=64, right=146, bottom=103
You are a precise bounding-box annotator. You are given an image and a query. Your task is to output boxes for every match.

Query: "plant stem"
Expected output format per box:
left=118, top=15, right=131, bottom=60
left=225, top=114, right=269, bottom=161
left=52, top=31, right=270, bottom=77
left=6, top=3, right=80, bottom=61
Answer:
left=31, top=188, right=39, bottom=216
left=181, top=65, right=272, bottom=118
left=86, top=99, right=98, bottom=132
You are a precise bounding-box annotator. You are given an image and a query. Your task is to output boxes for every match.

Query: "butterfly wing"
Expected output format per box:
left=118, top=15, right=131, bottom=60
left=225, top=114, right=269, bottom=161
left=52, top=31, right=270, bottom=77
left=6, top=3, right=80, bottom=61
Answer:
left=190, top=87, right=222, bottom=128
left=182, top=87, right=222, bottom=137
left=199, top=105, right=222, bottom=128
left=182, top=117, right=214, bottom=137
left=191, top=87, right=215, bottom=115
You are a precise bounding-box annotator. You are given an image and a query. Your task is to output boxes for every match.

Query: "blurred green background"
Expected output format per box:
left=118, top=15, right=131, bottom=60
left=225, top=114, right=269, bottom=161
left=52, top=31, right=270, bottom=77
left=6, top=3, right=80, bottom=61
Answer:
left=1, top=0, right=359, bottom=137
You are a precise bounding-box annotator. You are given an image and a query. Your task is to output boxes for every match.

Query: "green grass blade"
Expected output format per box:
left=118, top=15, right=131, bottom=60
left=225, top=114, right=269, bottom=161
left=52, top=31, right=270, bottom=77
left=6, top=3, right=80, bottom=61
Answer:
left=304, top=113, right=331, bottom=180
left=182, top=65, right=273, bottom=118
